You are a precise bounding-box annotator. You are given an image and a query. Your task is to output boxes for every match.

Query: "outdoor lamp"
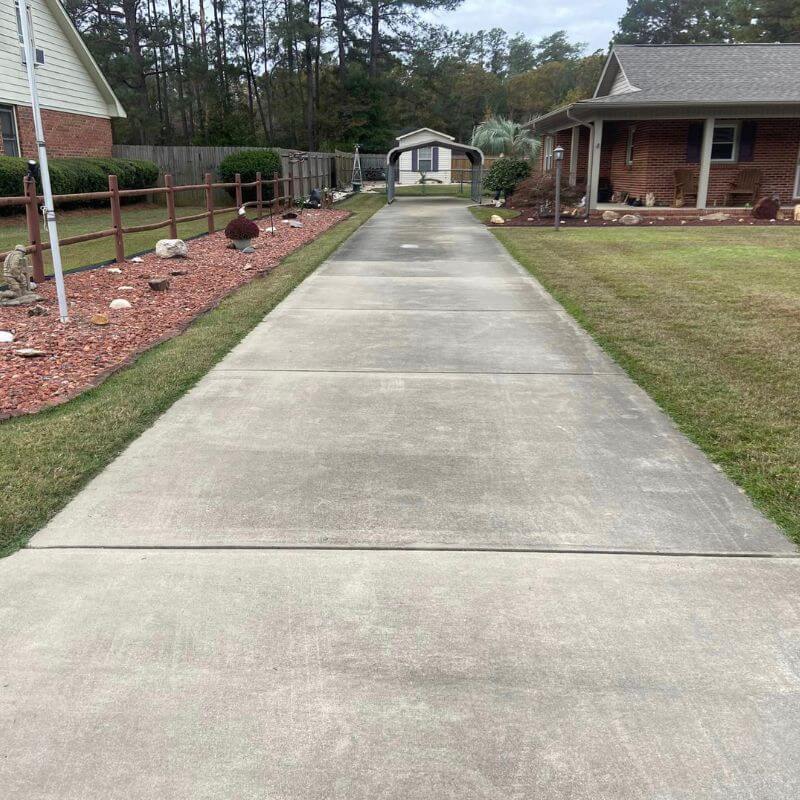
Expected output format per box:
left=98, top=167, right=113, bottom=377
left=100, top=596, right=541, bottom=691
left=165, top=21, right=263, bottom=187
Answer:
left=26, top=159, right=40, bottom=184
left=553, top=146, right=565, bottom=231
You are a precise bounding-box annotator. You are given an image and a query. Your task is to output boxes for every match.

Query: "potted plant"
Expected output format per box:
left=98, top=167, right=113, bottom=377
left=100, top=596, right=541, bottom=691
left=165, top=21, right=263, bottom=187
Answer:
left=224, top=216, right=260, bottom=252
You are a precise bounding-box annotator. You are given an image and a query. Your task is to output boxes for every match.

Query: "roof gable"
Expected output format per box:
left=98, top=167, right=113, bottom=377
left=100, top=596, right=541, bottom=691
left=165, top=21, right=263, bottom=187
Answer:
left=593, top=43, right=800, bottom=106
left=396, top=127, right=455, bottom=142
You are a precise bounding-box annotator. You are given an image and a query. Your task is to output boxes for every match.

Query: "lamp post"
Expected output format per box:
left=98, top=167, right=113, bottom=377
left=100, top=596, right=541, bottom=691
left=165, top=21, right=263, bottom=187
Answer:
left=18, top=1, right=69, bottom=322
left=553, top=145, right=565, bottom=231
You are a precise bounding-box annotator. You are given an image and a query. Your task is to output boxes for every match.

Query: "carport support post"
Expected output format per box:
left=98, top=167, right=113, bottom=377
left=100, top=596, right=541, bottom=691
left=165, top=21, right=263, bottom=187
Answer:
left=697, top=117, right=715, bottom=210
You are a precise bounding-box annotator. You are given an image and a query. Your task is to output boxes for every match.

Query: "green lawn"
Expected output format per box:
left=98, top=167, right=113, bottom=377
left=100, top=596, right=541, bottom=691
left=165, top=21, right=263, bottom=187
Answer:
left=491, top=226, right=800, bottom=543
left=0, top=203, right=212, bottom=275
left=380, top=183, right=490, bottom=198
left=0, top=193, right=385, bottom=558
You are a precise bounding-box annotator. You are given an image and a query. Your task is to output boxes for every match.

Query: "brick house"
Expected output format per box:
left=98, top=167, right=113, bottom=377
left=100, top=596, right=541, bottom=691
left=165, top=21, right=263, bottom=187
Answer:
left=0, top=0, right=125, bottom=160
left=532, top=44, right=800, bottom=211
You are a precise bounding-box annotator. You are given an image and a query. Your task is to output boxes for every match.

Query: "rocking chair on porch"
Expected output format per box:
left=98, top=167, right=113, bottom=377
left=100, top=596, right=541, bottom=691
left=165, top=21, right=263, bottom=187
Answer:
left=726, top=168, right=762, bottom=206
left=673, top=169, right=698, bottom=207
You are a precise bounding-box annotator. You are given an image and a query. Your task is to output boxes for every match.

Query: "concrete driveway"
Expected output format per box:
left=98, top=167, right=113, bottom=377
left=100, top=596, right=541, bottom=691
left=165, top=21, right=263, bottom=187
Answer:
left=2, top=197, right=798, bottom=799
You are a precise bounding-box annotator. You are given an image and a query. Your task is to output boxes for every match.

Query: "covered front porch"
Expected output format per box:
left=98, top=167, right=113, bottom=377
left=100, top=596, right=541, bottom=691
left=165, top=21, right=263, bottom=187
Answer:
left=536, top=106, right=800, bottom=212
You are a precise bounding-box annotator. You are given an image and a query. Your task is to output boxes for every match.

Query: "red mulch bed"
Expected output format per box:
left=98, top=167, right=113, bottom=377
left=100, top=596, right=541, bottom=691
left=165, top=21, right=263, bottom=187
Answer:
left=0, top=209, right=348, bottom=418
left=491, top=208, right=800, bottom=228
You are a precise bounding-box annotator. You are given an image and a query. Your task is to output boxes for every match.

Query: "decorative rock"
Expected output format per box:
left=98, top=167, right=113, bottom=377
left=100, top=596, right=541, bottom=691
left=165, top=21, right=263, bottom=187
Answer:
left=107, top=267, right=123, bottom=274
left=109, top=298, right=132, bottom=310
left=288, top=220, right=304, bottom=228
left=0, top=331, right=14, bottom=343
left=620, top=214, right=641, bottom=226
left=489, top=214, right=506, bottom=225
left=601, top=210, right=619, bottom=221
left=752, top=195, right=779, bottom=220
left=794, top=205, right=800, bottom=222
left=170, top=269, right=188, bottom=276
left=90, top=313, right=110, bottom=326
left=130, top=256, right=144, bottom=263
left=155, top=239, right=188, bottom=259
left=148, top=278, right=170, bottom=291
left=118, top=285, right=135, bottom=291
left=281, top=212, right=298, bottom=220
left=700, top=211, right=730, bottom=222
left=14, top=348, right=46, bottom=358
left=27, top=305, right=47, bottom=317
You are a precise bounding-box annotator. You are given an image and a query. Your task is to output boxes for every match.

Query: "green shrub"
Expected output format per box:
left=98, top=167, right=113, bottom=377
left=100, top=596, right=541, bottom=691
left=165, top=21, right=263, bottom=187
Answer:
left=483, top=157, right=531, bottom=195
left=218, top=149, right=281, bottom=202
left=0, top=155, right=158, bottom=200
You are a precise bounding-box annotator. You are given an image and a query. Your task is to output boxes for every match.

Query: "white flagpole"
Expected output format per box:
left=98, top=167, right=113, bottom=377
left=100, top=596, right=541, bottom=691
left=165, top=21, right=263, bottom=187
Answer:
left=18, top=1, right=69, bottom=322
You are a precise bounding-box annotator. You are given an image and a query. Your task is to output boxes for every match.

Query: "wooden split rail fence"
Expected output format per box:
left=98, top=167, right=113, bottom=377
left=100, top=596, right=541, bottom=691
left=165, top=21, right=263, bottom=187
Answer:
left=0, top=170, right=327, bottom=283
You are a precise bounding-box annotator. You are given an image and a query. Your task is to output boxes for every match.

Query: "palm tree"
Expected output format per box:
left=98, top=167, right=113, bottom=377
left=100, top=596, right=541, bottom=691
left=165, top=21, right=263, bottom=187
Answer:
left=471, top=117, right=540, bottom=159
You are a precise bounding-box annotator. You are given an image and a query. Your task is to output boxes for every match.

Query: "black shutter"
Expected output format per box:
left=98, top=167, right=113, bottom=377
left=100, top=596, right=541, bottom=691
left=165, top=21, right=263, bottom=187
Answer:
left=739, top=121, right=757, bottom=162
left=686, top=122, right=704, bottom=163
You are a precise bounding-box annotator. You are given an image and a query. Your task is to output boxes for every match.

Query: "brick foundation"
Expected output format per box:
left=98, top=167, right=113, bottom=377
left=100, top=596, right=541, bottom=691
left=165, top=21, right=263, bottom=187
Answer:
left=9, top=106, right=113, bottom=159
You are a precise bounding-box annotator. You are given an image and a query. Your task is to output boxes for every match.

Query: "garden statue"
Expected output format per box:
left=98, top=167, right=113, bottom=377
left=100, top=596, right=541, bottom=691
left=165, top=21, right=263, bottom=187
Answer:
left=1, top=245, right=42, bottom=306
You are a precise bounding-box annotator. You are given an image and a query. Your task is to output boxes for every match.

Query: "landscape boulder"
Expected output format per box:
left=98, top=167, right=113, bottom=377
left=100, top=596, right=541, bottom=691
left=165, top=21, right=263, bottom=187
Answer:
left=620, top=214, right=641, bottom=226
left=490, top=214, right=506, bottom=225
left=700, top=211, right=730, bottom=222
left=109, top=298, right=132, bottom=310
left=148, top=278, right=170, bottom=291
left=601, top=210, right=619, bottom=221
left=155, top=239, right=189, bottom=259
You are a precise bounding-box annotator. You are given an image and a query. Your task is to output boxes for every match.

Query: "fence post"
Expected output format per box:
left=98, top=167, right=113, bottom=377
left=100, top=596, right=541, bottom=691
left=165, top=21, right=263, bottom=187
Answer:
left=23, top=176, right=45, bottom=283
left=235, top=172, right=243, bottom=208
left=108, top=174, right=125, bottom=264
left=256, top=171, right=262, bottom=218
left=205, top=172, right=215, bottom=233
left=165, top=173, right=177, bottom=239
left=273, top=171, right=281, bottom=210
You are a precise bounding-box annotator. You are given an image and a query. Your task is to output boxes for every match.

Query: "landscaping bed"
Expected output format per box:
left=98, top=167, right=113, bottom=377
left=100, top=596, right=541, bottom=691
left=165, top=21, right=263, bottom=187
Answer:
left=485, top=207, right=800, bottom=228
left=0, top=208, right=348, bottom=417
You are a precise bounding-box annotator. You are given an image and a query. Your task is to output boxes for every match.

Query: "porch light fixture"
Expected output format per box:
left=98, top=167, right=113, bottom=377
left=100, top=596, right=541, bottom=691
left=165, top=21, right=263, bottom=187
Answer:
left=554, top=146, right=565, bottom=231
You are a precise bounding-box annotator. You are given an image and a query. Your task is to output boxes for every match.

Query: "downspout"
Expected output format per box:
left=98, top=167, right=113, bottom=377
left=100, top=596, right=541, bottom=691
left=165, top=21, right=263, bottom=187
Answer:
left=565, top=107, right=594, bottom=219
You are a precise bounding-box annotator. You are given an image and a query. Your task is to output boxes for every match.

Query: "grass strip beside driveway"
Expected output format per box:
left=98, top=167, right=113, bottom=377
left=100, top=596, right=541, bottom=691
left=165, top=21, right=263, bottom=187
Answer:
left=490, top=226, right=800, bottom=544
left=0, top=193, right=385, bottom=557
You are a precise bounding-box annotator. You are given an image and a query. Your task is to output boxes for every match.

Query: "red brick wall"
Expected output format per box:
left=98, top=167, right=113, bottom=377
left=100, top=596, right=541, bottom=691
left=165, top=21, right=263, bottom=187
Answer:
left=600, top=118, right=800, bottom=206
left=539, top=128, right=590, bottom=187
left=11, top=107, right=113, bottom=159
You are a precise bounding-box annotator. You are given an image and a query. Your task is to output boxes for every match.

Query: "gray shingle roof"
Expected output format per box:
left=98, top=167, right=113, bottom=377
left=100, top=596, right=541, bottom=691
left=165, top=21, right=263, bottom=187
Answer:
left=594, top=44, right=800, bottom=105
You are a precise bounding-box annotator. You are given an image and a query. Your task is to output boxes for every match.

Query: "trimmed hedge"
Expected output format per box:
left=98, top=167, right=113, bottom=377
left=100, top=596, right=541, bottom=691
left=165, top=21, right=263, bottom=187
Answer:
left=0, top=155, right=158, bottom=199
left=483, top=157, right=531, bottom=195
left=218, top=149, right=281, bottom=202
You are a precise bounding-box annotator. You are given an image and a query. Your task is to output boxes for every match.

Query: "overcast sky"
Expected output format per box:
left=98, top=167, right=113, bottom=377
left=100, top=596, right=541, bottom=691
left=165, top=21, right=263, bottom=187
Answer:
left=427, top=0, right=629, bottom=54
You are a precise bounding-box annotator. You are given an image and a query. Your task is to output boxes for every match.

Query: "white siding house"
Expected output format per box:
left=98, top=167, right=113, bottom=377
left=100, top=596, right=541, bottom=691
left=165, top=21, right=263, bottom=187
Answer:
left=0, top=0, right=124, bottom=158
left=395, top=128, right=455, bottom=185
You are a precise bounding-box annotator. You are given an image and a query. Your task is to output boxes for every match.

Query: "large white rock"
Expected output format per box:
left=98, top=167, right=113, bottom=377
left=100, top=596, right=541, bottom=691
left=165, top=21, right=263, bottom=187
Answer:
left=0, top=331, right=14, bottom=343
left=490, top=214, right=506, bottom=225
left=109, top=298, right=132, bottom=310
left=601, top=210, right=620, bottom=221
left=620, top=214, right=641, bottom=226
left=700, top=211, right=730, bottom=222
left=155, top=239, right=188, bottom=259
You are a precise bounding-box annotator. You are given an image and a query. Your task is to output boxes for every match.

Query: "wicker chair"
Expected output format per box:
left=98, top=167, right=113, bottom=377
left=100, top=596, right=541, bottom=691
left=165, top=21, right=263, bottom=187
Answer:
left=673, top=168, right=698, bottom=207
left=726, top=168, right=762, bottom=206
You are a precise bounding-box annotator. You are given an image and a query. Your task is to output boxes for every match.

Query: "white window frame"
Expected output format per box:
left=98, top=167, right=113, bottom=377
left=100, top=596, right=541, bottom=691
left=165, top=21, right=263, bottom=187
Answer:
left=794, top=138, right=800, bottom=199
left=417, top=146, right=433, bottom=173
left=0, top=105, right=20, bottom=158
left=625, top=126, right=636, bottom=166
left=710, top=121, right=740, bottom=163
left=15, top=1, right=45, bottom=66
left=544, top=137, right=554, bottom=171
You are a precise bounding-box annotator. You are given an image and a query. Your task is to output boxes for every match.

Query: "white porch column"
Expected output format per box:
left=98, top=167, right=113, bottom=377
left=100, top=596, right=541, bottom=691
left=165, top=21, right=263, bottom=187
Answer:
left=568, top=126, right=580, bottom=187
left=588, top=119, right=603, bottom=206
left=697, top=117, right=715, bottom=209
